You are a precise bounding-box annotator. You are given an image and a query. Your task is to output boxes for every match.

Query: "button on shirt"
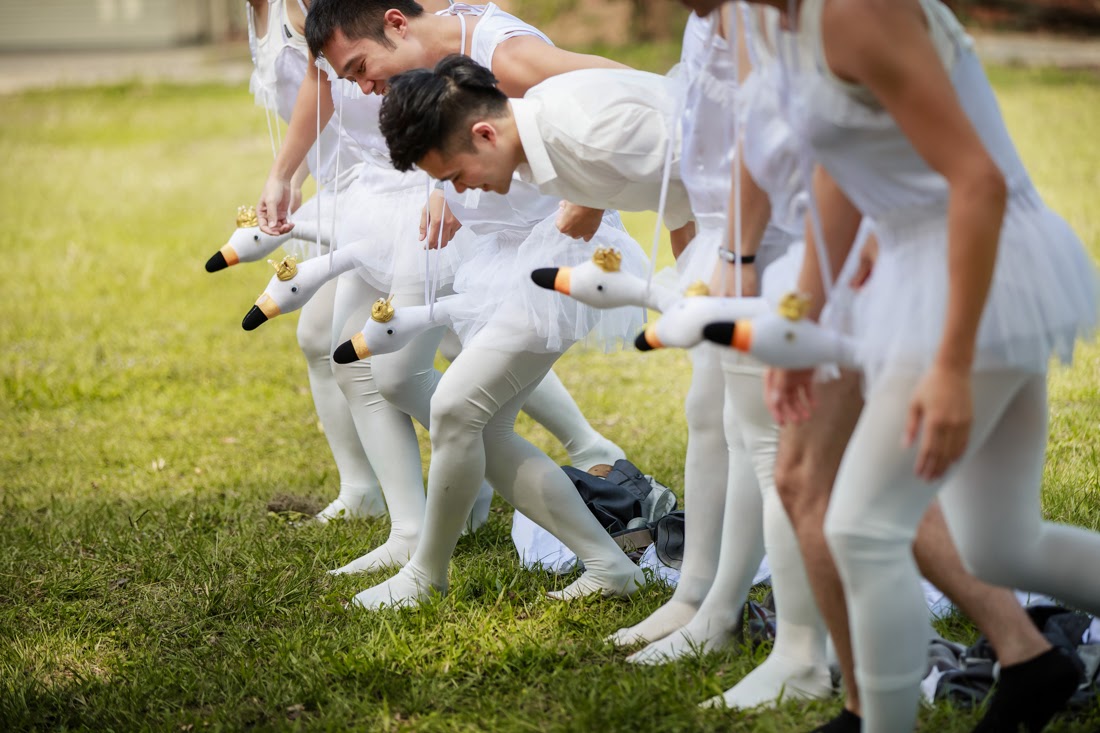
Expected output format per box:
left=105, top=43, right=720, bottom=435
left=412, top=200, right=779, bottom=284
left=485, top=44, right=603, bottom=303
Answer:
left=512, top=68, right=695, bottom=231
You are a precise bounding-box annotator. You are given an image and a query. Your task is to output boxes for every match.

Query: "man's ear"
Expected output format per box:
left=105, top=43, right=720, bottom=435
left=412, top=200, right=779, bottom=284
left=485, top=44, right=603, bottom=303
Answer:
left=384, top=9, right=409, bottom=37
left=471, top=121, right=497, bottom=146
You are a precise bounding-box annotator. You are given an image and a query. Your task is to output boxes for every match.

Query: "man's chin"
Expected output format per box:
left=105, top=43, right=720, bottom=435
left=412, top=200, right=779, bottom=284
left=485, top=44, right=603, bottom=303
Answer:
left=493, top=180, right=511, bottom=194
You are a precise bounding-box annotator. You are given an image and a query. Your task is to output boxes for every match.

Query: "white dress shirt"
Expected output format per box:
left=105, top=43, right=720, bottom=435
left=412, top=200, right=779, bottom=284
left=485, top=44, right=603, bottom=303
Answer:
left=512, top=68, right=694, bottom=230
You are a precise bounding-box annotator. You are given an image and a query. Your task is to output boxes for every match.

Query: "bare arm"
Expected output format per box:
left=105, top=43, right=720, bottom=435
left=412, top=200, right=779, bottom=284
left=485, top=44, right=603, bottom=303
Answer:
left=491, top=36, right=629, bottom=98
left=258, top=60, right=336, bottom=233
left=822, top=0, right=1006, bottom=478
left=797, top=165, right=864, bottom=320
left=823, top=0, right=1005, bottom=371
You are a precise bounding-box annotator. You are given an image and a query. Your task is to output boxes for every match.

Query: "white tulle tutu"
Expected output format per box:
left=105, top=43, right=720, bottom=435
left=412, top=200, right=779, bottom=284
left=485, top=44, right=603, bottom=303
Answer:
left=335, top=169, right=461, bottom=297
left=854, top=190, right=1098, bottom=386
left=446, top=211, right=649, bottom=353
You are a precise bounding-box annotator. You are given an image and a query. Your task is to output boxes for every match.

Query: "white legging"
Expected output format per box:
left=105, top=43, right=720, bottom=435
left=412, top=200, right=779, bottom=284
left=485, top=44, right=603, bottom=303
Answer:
left=826, top=370, right=1100, bottom=733
left=295, top=276, right=382, bottom=506
left=404, top=334, right=637, bottom=590
left=330, top=273, right=429, bottom=553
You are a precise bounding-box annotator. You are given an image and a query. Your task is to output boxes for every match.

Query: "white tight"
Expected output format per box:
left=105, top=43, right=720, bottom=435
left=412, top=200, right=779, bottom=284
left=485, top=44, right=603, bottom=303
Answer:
left=826, top=370, right=1100, bottom=732
left=330, top=274, right=429, bottom=566
left=295, top=276, right=384, bottom=516
left=401, top=335, right=641, bottom=597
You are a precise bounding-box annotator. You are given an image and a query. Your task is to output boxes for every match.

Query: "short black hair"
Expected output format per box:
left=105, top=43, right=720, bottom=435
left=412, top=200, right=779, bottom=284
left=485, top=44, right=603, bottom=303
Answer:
left=380, top=54, right=509, bottom=172
left=306, top=0, right=424, bottom=58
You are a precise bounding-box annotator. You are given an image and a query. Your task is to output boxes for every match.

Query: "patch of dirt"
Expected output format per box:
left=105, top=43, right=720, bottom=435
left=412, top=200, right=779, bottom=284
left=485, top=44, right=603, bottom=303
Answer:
left=265, top=493, right=322, bottom=516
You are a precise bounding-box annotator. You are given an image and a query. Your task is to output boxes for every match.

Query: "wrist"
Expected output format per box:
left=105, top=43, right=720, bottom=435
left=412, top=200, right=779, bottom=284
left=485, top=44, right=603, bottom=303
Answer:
left=717, top=247, right=755, bottom=265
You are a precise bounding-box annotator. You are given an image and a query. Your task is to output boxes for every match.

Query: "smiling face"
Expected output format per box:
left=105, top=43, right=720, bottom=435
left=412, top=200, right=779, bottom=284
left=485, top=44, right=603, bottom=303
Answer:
left=416, top=122, right=518, bottom=195
left=322, top=15, right=427, bottom=95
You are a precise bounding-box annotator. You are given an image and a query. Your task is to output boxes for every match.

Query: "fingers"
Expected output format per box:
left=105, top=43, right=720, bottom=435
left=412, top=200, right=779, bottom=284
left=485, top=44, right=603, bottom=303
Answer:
left=425, top=208, right=442, bottom=250
left=419, top=205, right=428, bottom=241
left=914, top=416, right=969, bottom=481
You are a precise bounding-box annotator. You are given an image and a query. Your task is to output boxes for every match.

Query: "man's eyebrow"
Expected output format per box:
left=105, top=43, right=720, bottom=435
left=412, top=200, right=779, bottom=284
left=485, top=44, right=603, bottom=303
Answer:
left=341, top=55, right=361, bottom=77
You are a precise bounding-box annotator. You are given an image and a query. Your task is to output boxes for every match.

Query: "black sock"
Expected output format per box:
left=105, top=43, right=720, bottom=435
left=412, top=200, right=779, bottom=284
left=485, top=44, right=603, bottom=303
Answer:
left=809, top=708, right=861, bottom=733
left=972, top=647, right=1082, bottom=733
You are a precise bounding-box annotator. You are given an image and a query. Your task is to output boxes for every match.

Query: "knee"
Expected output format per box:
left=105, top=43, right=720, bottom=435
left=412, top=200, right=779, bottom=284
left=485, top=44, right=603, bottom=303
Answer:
left=428, top=388, right=486, bottom=447
left=684, top=384, right=722, bottom=437
left=372, top=358, right=417, bottom=405
left=774, top=455, right=825, bottom=529
left=296, top=318, right=331, bottom=363
left=824, top=508, right=911, bottom=575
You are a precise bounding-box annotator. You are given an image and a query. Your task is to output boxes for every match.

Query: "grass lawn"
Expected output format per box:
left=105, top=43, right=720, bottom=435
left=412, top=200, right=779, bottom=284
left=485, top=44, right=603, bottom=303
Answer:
left=1, top=65, right=1099, bottom=731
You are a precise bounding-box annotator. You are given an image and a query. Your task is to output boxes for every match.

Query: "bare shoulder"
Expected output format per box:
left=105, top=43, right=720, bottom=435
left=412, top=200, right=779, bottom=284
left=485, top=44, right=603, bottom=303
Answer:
left=492, top=35, right=627, bottom=96
left=819, top=0, right=929, bottom=82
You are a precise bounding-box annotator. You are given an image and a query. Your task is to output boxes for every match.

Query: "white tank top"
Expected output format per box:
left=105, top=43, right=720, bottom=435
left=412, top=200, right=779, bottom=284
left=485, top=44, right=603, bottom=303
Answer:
left=247, top=0, right=366, bottom=188
left=437, top=3, right=560, bottom=235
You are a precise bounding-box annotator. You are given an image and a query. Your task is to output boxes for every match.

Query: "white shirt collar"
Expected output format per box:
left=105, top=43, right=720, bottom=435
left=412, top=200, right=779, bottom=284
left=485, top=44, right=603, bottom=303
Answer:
left=510, top=98, right=557, bottom=187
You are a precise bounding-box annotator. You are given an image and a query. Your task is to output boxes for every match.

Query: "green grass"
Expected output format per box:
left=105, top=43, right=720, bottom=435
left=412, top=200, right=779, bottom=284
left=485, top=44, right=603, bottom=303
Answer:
left=1, top=67, right=1099, bottom=731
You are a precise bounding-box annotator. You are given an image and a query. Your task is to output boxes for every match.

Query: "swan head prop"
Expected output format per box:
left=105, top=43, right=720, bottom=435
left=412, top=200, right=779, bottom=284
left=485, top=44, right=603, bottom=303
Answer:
left=683, top=281, right=711, bottom=298
left=207, top=208, right=295, bottom=273
left=242, top=257, right=332, bottom=331
left=332, top=302, right=440, bottom=364
left=530, top=249, right=653, bottom=312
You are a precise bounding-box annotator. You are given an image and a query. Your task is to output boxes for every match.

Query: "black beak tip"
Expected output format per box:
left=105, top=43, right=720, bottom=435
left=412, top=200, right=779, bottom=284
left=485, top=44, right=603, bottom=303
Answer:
left=530, top=268, right=559, bottom=290
left=242, top=306, right=268, bottom=331
left=332, top=340, right=359, bottom=364
left=205, top=251, right=228, bottom=273
left=634, top=330, right=654, bottom=352
left=702, top=322, right=736, bottom=346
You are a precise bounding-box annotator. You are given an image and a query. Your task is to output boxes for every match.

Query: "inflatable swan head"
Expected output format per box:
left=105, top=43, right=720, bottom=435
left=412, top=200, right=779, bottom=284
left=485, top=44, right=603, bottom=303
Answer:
left=530, top=248, right=664, bottom=311
left=241, top=256, right=317, bottom=330
left=331, top=297, right=438, bottom=363
left=206, top=206, right=326, bottom=273
left=634, top=288, right=771, bottom=352
left=701, top=293, right=858, bottom=369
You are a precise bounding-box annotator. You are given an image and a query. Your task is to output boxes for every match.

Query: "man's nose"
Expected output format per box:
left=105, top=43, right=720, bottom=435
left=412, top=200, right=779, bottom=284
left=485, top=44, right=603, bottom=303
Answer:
left=358, top=78, right=375, bottom=95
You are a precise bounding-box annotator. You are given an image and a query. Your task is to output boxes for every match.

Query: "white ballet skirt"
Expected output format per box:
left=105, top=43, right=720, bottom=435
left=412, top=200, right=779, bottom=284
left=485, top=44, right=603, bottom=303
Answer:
left=784, top=0, right=1097, bottom=387
left=424, top=2, right=646, bottom=352
left=444, top=210, right=648, bottom=353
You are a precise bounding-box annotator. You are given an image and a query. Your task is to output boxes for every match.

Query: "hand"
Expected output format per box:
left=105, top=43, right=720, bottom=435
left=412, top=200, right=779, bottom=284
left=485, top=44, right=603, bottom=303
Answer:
left=904, top=363, right=972, bottom=481
left=257, top=175, right=295, bottom=235
left=709, top=259, right=758, bottom=297
left=764, top=368, right=817, bottom=425
left=555, top=202, right=604, bottom=241
left=420, top=189, right=462, bottom=249
left=849, top=234, right=879, bottom=290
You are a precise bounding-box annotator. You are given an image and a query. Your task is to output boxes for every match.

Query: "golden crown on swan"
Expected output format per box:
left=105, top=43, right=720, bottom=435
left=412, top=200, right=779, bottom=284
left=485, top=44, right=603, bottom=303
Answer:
left=777, top=291, right=811, bottom=321
left=371, top=295, right=396, bottom=323
left=683, top=281, right=711, bottom=298
left=270, top=256, right=298, bottom=281
left=591, top=247, right=622, bottom=273
left=236, top=205, right=259, bottom=228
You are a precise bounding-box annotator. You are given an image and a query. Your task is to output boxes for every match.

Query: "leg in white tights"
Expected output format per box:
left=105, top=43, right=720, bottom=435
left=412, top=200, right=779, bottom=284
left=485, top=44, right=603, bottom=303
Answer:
left=520, top=369, right=626, bottom=471
left=630, top=353, right=779, bottom=667
left=704, top=354, right=831, bottom=706
left=825, top=370, right=1100, bottom=733
left=328, top=274, right=427, bottom=573
left=295, top=277, right=386, bottom=522
left=352, top=337, right=645, bottom=609
left=440, top=329, right=624, bottom=470
left=610, top=346, right=732, bottom=648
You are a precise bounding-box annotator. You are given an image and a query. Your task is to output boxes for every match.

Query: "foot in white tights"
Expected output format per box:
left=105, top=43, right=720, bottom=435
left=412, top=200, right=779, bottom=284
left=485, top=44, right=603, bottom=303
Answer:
left=625, top=611, right=740, bottom=664
left=548, top=566, right=646, bottom=601
left=351, top=563, right=439, bottom=610
left=567, top=436, right=626, bottom=473
left=605, top=599, right=700, bottom=647
left=700, top=650, right=833, bottom=709
left=328, top=535, right=418, bottom=575
left=314, top=485, right=388, bottom=524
